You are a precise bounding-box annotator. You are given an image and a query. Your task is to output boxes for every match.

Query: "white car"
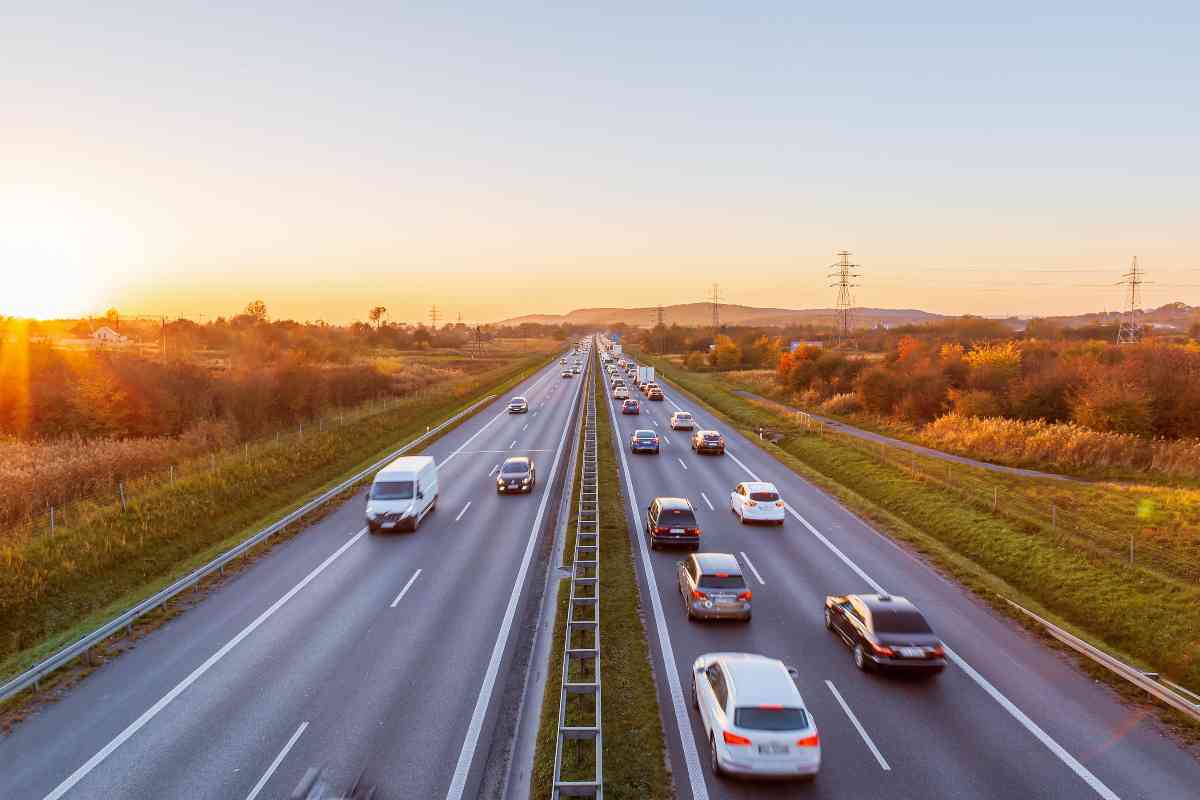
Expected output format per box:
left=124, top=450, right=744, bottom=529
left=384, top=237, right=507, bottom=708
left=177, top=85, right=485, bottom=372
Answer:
left=670, top=411, right=695, bottom=431
left=613, top=386, right=630, bottom=400
left=692, top=653, right=820, bottom=780
left=730, top=482, right=786, bottom=525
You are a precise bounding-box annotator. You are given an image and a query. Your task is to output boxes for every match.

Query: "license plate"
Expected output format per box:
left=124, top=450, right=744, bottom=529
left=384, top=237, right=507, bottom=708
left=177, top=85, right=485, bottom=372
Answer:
left=670, top=528, right=684, bottom=534
left=758, top=743, right=789, bottom=755
left=382, top=522, right=395, bottom=529
left=898, top=647, right=924, bottom=658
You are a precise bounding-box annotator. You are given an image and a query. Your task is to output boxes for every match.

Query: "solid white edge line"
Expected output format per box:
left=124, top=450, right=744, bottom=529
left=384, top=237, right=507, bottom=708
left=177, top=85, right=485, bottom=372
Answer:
left=677, top=457, right=688, bottom=471
left=445, top=352, right=587, bottom=800
left=738, top=551, right=765, bottom=585
left=699, top=492, right=714, bottom=511
left=824, top=681, right=890, bottom=771
left=390, top=569, right=423, bottom=608
left=604, top=384, right=710, bottom=800
left=42, top=529, right=368, bottom=800
left=245, top=720, right=309, bottom=800
left=670, top=379, right=1121, bottom=800
left=455, top=501, right=472, bottom=522
left=943, top=647, right=1119, bottom=800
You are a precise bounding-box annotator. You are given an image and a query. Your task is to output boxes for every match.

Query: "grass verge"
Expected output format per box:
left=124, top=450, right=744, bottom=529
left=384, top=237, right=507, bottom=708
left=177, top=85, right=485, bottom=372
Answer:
left=530, top=350, right=671, bottom=800
left=0, top=353, right=553, bottom=687
left=635, top=350, right=1200, bottom=738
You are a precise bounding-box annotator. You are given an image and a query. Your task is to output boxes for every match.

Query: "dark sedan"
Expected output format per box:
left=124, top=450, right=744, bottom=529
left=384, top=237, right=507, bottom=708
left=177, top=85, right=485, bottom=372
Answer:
left=496, top=457, right=537, bottom=494
left=824, top=594, right=945, bottom=674
left=621, top=398, right=641, bottom=415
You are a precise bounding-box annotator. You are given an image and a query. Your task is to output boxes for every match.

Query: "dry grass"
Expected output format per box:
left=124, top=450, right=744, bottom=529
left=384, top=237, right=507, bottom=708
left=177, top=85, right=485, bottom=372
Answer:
left=921, top=414, right=1200, bottom=480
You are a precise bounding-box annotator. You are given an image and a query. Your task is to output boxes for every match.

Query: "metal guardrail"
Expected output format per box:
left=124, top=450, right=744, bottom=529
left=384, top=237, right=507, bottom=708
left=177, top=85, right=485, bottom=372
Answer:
left=552, top=340, right=603, bottom=799
left=0, top=393, right=500, bottom=704
left=1003, top=597, right=1200, bottom=723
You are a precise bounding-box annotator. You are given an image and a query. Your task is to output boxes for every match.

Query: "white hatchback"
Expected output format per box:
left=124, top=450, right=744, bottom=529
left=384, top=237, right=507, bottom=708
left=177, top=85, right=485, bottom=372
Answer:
left=613, top=386, right=630, bottom=400
left=692, top=653, right=820, bottom=780
left=670, top=411, right=695, bottom=430
left=730, top=482, right=786, bottom=525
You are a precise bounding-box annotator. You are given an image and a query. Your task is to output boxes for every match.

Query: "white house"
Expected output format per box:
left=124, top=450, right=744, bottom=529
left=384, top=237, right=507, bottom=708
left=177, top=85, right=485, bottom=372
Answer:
left=92, top=326, right=129, bottom=344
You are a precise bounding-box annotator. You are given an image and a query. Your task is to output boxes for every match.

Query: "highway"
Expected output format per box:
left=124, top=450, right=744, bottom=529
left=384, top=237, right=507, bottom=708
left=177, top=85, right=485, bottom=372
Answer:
left=0, top=355, right=587, bottom=800
left=603, top=355, right=1200, bottom=799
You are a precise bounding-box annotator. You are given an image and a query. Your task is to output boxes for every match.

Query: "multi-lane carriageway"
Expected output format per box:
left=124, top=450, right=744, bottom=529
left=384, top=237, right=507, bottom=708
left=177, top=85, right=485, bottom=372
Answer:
left=603, top=351, right=1200, bottom=800
left=0, top=355, right=590, bottom=799
left=1, top=337, right=1197, bottom=799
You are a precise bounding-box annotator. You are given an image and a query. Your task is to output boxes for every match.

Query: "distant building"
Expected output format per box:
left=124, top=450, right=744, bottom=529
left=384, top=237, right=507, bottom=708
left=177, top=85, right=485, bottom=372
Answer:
left=92, top=326, right=129, bottom=344
left=790, top=340, right=823, bottom=351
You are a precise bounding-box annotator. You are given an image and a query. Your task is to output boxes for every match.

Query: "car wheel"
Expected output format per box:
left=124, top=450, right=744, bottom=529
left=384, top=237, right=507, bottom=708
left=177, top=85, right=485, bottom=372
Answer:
left=777, top=518, right=785, bottom=526
left=824, top=608, right=833, bottom=630
left=737, top=510, right=746, bottom=525
left=709, top=735, right=724, bottom=777
left=650, top=539, right=658, bottom=551
left=854, top=643, right=870, bottom=672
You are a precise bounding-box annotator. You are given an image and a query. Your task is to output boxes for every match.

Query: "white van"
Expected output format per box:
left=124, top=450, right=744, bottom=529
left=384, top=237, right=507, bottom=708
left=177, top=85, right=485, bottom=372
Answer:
left=366, top=455, right=438, bottom=533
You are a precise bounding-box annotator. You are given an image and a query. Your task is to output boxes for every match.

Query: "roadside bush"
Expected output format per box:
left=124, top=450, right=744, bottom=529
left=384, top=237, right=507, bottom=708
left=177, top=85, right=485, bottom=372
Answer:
left=685, top=351, right=708, bottom=371
left=820, top=393, right=862, bottom=415
left=856, top=366, right=902, bottom=415
left=949, top=389, right=1006, bottom=419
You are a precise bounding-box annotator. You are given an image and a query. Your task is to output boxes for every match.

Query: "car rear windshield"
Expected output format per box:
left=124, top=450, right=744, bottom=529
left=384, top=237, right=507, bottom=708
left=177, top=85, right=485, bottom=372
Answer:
left=699, top=574, right=745, bottom=589
left=371, top=480, right=414, bottom=500
left=703, top=433, right=721, bottom=440
left=635, top=432, right=656, bottom=439
left=734, top=707, right=808, bottom=731
left=873, top=609, right=933, bottom=634
left=659, top=509, right=696, bottom=526
left=501, top=462, right=530, bottom=475
left=750, top=491, right=780, bottom=502
left=676, top=413, right=691, bottom=419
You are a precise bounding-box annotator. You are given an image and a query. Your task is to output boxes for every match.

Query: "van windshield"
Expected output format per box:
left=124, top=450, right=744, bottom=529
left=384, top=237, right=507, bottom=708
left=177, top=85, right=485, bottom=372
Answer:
left=371, top=480, right=414, bottom=500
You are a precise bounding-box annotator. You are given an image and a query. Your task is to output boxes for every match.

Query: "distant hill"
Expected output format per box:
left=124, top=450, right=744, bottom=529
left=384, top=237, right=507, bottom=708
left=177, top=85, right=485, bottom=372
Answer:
left=1047, top=302, right=1198, bottom=331
left=497, top=303, right=946, bottom=328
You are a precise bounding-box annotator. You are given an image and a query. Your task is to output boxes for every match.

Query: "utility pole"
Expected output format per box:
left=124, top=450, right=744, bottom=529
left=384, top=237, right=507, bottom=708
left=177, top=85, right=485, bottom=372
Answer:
left=655, top=304, right=666, bottom=353
left=828, top=251, right=861, bottom=349
left=1116, top=257, right=1147, bottom=344
left=429, top=304, right=440, bottom=330
left=708, top=283, right=722, bottom=338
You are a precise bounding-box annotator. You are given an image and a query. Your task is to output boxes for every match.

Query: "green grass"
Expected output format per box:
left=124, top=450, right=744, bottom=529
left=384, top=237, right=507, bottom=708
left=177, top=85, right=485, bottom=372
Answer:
left=0, top=353, right=553, bottom=685
left=531, top=352, right=671, bottom=800
left=635, top=351, right=1200, bottom=703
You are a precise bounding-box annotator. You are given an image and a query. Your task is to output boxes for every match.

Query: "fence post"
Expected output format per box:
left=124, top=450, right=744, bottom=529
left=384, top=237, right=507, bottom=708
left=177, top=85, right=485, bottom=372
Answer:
left=1130, top=535, right=1134, bottom=566
left=299, top=423, right=303, bottom=438
left=170, top=464, right=175, bottom=485
left=992, top=487, right=998, bottom=511
left=119, top=483, right=127, bottom=512
left=1051, top=503, right=1056, bottom=529
left=50, top=505, right=55, bottom=535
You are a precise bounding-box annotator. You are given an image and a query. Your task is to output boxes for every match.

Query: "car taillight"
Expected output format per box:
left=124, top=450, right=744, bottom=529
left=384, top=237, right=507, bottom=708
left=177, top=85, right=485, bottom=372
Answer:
left=775, top=501, right=785, bottom=508
left=656, top=526, right=669, bottom=534
left=736, top=591, right=752, bottom=601
left=796, top=734, right=819, bottom=747
left=691, top=589, right=708, bottom=600
left=930, top=644, right=945, bottom=657
left=723, top=730, right=752, bottom=746
left=869, top=640, right=895, bottom=657
left=686, top=527, right=700, bottom=535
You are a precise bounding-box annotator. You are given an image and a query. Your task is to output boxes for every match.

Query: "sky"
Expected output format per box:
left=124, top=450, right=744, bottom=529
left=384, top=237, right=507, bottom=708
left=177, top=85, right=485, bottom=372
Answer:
left=2, top=2, right=1198, bottom=324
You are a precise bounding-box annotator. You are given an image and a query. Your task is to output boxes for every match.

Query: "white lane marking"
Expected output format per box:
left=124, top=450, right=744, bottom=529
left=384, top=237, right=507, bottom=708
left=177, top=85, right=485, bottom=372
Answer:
left=522, top=423, right=528, bottom=431
left=605, top=387, right=709, bottom=800
left=390, top=569, right=423, bottom=608
left=677, top=457, right=688, bottom=471
left=679, top=389, right=1122, bottom=800
left=455, top=501, right=472, bottom=522
left=245, top=720, right=309, bottom=800
left=488, top=465, right=499, bottom=477
left=943, top=647, right=1118, bottom=799
left=440, top=371, right=552, bottom=469
left=662, top=434, right=670, bottom=445
left=825, top=681, right=890, bottom=771
left=699, top=492, right=714, bottom=510
left=651, top=419, right=659, bottom=427
left=510, top=440, right=517, bottom=449
left=43, top=529, right=368, bottom=800
left=738, top=551, right=765, bottom=585
left=446, top=354, right=588, bottom=800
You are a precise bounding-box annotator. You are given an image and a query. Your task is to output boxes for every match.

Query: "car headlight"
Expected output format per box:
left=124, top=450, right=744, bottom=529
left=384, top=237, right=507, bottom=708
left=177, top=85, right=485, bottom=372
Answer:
left=366, top=509, right=378, bottom=519
left=521, top=477, right=531, bottom=484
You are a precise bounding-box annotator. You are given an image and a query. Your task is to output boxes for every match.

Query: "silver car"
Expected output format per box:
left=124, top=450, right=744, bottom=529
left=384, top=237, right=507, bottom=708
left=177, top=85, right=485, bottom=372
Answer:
left=678, top=552, right=751, bottom=621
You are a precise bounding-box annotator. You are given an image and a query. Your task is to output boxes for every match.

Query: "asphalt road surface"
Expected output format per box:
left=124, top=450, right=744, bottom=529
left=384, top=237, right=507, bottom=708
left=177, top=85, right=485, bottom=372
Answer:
left=604, top=365, right=1200, bottom=800
left=0, top=355, right=586, bottom=800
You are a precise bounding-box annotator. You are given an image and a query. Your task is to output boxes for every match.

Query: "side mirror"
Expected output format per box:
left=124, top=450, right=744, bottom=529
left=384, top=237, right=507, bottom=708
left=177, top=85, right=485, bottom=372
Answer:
left=786, top=666, right=800, bottom=680
left=417, top=491, right=424, bottom=499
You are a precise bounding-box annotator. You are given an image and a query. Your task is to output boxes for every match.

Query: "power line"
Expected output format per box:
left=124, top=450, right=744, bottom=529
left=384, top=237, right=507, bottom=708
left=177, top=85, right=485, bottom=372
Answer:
left=1116, top=257, right=1149, bottom=344
left=828, top=250, right=861, bottom=349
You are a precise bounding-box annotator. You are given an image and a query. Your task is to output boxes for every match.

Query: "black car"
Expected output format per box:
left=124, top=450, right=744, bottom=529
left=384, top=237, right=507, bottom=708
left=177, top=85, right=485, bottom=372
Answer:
left=691, top=430, right=726, bottom=455
left=646, top=497, right=701, bottom=551
left=496, top=456, right=537, bottom=493
left=824, top=594, right=945, bottom=674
